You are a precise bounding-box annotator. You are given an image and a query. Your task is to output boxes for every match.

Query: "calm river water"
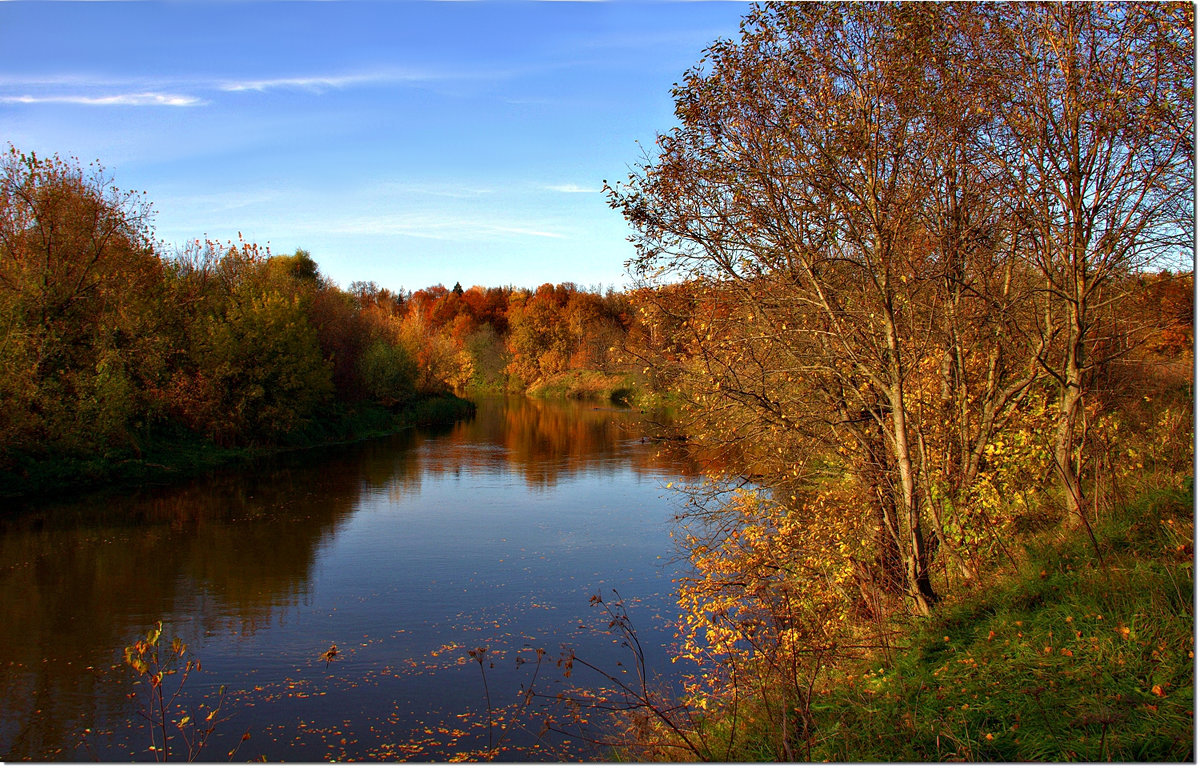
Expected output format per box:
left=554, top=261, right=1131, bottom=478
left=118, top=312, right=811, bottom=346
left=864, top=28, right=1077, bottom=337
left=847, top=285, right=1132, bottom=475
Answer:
left=0, top=396, right=700, bottom=761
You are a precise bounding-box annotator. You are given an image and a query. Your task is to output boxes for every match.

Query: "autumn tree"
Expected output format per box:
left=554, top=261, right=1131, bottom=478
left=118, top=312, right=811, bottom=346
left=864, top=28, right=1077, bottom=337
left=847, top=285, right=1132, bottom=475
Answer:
left=0, top=147, right=166, bottom=457
left=505, top=284, right=574, bottom=385
left=977, top=3, right=1194, bottom=524
left=564, top=289, right=627, bottom=371
left=160, top=240, right=334, bottom=444
left=461, top=323, right=509, bottom=390
left=888, top=5, right=1050, bottom=580
left=358, top=335, right=417, bottom=406
left=460, top=285, right=511, bottom=334
left=308, top=280, right=370, bottom=402
left=609, top=0, right=1193, bottom=617
left=609, top=3, right=965, bottom=613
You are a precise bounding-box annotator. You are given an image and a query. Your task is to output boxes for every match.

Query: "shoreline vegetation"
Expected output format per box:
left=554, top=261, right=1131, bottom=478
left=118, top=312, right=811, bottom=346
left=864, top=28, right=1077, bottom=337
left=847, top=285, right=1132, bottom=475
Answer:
left=0, top=146, right=668, bottom=506
left=2, top=367, right=667, bottom=505
left=610, top=480, right=1194, bottom=762
left=0, top=394, right=475, bottom=505
left=1, top=371, right=666, bottom=506
left=1, top=368, right=666, bottom=505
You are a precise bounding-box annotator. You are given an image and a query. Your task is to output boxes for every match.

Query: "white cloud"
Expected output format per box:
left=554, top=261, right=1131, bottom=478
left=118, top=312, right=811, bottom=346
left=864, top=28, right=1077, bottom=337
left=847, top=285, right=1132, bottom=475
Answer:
left=218, top=71, right=424, bottom=93
left=0, top=68, right=436, bottom=107
left=543, top=183, right=598, bottom=194
left=488, top=224, right=568, bottom=240
left=0, top=61, right=517, bottom=109
left=0, top=92, right=204, bottom=107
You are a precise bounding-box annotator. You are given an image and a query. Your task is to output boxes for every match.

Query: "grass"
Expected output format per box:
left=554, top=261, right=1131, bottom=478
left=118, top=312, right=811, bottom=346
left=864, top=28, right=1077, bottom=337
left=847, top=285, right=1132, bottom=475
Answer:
left=806, top=482, right=1194, bottom=762
left=525, top=370, right=651, bottom=406
left=0, top=394, right=475, bottom=504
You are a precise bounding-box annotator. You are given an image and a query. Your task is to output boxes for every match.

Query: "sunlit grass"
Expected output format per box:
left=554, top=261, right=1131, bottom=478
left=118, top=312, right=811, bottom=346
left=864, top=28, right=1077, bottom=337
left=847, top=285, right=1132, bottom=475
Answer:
left=525, top=370, right=649, bottom=405
left=807, top=483, right=1194, bottom=762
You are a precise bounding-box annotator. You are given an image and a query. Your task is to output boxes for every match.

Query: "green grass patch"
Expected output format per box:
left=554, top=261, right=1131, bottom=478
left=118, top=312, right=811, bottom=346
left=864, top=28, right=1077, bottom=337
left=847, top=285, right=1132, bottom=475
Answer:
left=526, top=370, right=652, bottom=405
left=807, top=483, right=1194, bottom=762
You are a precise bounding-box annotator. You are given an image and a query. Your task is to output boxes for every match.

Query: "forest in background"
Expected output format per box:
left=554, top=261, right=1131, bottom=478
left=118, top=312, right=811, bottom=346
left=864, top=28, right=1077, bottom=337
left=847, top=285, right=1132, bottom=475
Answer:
left=0, top=144, right=664, bottom=496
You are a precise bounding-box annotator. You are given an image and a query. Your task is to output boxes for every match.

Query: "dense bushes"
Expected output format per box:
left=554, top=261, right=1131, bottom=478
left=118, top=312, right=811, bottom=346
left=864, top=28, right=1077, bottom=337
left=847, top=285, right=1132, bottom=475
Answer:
left=0, top=148, right=166, bottom=455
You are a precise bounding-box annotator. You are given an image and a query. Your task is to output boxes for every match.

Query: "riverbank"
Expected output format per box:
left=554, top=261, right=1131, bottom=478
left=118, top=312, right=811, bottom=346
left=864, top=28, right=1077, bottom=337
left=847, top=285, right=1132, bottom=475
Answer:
left=621, top=479, right=1194, bottom=762
left=0, top=394, right=475, bottom=505
left=524, top=370, right=641, bottom=404
left=804, top=482, right=1194, bottom=761
left=479, top=368, right=678, bottom=410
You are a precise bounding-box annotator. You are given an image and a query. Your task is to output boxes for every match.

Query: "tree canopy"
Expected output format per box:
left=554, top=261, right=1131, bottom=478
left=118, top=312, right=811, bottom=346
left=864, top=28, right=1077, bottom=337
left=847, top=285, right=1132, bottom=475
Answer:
left=608, top=2, right=1193, bottom=614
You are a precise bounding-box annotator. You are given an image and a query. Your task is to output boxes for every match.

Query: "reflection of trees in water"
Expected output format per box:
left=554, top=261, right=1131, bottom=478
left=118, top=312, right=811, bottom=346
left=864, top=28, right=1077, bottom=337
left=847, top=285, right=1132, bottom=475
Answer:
left=503, top=400, right=629, bottom=487
left=411, top=396, right=702, bottom=489
left=343, top=428, right=425, bottom=501
left=0, top=462, right=362, bottom=760
left=171, top=466, right=363, bottom=631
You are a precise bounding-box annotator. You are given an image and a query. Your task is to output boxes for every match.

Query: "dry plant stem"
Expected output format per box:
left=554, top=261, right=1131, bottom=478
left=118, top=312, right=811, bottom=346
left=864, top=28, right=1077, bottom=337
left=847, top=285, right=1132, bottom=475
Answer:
left=535, top=592, right=708, bottom=759
left=468, top=647, right=495, bottom=751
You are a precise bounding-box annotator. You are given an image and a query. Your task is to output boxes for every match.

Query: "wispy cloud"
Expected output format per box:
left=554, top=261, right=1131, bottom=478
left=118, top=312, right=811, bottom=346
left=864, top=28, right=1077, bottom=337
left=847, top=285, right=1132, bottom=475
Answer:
left=543, top=183, right=598, bottom=194
left=218, top=70, right=432, bottom=93
left=318, top=212, right=566, bottom=241
left=0, top=73, right=203, bottom=108
left=155, top=189, right=285, bottom=213
left=0, top=74, right=122, bottom=88
left=0, top=67, right=451, bottom=107
left=372, top=181, right=494, bottom=199
left=0, top=92, right=204, bottom=107
left=489, top=224, right=567, bottom=240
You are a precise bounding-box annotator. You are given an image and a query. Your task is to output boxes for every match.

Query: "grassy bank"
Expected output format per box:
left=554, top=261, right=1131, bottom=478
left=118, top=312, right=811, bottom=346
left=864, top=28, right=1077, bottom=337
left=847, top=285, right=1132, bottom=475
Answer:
left=523, top=369, right=672, bottom=408
left=0, top=394, right=475, bottom=505
left=655, top=481, right=1194, bottom=762
left=805, top=483, right=1194, bottom=762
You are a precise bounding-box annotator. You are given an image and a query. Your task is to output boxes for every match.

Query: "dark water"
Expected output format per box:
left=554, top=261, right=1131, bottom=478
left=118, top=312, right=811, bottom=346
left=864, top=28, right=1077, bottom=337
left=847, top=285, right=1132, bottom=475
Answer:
left=0, top=396, right=699, bottom=761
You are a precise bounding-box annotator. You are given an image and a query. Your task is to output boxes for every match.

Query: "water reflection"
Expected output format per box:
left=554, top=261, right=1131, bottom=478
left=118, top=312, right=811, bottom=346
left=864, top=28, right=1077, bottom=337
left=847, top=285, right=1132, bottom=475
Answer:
left=365, top=396, right=695, bottom=495
left=0, top=465, right=362, bottom=759
left=0, top=396, right=697, bottom=761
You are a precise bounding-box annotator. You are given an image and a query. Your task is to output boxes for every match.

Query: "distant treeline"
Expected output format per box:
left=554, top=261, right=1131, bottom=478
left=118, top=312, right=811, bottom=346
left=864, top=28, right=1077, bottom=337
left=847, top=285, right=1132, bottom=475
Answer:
left=346, top=278, right=638, bottom=395
left=0, top=146, right=650, bottom=470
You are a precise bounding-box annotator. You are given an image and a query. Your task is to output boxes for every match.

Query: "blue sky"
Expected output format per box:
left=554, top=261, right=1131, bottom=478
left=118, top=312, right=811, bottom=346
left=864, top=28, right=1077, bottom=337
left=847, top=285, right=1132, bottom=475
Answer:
left=0, top=1, right=752, bottom=293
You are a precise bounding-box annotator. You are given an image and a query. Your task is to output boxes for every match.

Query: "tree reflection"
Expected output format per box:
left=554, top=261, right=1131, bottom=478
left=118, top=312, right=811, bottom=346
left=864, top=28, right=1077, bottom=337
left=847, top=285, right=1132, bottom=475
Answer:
left=0, top=462, right=363, bottom=760
left=416, top=396, right=703, bottom=489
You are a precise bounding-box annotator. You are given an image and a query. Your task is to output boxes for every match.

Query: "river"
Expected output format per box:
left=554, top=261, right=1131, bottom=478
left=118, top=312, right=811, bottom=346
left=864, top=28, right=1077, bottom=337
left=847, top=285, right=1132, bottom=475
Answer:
left=0, top=396, right=700, bottom=761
